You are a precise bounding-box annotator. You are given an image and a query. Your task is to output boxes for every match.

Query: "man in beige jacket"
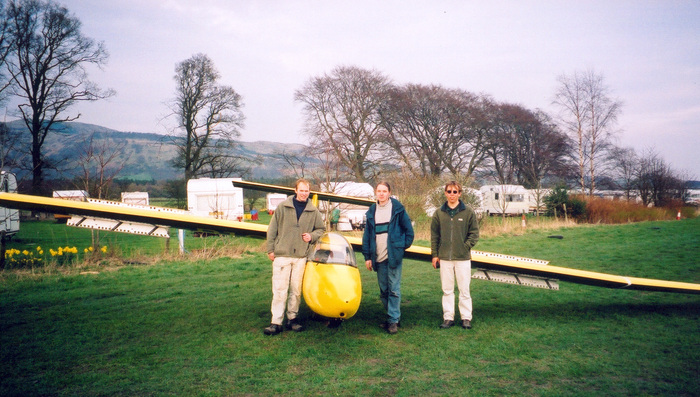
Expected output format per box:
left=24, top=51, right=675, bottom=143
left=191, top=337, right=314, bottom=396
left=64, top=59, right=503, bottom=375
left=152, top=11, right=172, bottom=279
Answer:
left=264, top=179, right=325, bottom=335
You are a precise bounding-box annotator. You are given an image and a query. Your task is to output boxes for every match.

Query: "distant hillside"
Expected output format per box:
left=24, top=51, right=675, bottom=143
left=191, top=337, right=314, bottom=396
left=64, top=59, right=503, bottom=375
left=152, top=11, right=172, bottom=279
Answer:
left=5, top=121, right=310, bottom=181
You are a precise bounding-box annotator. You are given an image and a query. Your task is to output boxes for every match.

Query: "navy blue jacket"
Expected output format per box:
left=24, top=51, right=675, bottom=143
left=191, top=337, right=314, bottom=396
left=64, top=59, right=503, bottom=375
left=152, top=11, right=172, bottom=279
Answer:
left=362, top=197, right=414, bottom=268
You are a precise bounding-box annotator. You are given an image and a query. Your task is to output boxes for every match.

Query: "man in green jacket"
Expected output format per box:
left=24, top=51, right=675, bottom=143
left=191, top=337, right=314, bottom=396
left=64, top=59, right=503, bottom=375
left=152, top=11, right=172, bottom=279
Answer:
left=264, top=179, right=325, bottom=335
left=430, top=181, right=480, bottom=330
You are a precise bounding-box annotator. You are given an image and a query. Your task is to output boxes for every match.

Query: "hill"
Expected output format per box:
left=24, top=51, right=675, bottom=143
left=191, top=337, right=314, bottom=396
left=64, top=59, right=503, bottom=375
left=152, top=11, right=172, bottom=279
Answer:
left=5, top=121, right=309, bottom=181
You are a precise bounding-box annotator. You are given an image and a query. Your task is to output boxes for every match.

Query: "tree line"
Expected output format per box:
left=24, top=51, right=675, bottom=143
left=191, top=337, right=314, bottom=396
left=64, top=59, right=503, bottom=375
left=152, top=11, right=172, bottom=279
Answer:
left=294, top=66, right=691, bottom=207
left=0, top=0, right=691, bottom=208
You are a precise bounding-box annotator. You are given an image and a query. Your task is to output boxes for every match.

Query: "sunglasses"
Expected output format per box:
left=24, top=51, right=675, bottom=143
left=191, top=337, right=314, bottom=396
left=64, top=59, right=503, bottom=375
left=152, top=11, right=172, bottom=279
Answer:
left=446, top=190, right=460, bottom=194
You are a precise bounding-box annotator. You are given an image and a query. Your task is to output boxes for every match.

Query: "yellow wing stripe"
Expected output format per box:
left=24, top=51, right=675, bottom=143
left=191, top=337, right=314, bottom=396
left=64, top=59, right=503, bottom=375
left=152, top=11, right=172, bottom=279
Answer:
left=343, top=235, right=700, bottom=294
left=2, top=192, right=699, bottom=294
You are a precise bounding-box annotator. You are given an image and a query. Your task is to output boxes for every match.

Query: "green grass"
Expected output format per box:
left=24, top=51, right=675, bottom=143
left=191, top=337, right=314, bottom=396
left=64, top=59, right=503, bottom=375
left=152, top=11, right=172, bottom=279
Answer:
left=3, top=220, right=266, bottom=267
left=1, top=218, right=699, bottom=396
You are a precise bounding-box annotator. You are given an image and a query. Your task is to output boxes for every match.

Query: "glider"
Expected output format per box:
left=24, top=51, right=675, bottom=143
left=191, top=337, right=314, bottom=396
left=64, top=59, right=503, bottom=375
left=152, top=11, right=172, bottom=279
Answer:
left=0, top=189, right=698, bottom=298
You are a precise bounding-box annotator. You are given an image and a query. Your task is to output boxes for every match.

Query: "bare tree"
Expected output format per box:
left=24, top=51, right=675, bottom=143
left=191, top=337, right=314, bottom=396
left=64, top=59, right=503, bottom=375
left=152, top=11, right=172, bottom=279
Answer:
left=170, top=53, right=245, bottom=182
left=309, top=145, right=350, bottom=228
left=608, top=146, right=638, bottom=200
left=4, top=0, right=114, bottom=195
left=0, top=1, right=12, bottom=101
left=511, top=108, right=571, bottom=188
left=275, top=148, right=311, bottom=180
left=75, top=133, right=128, bottom=200
left=636, top=148, right=684, bottom=207
left=483, top=103, right=522, bottom=185
left=74, top=132, right=128, bottom=251
left=379, top=84, right=488, bottom=179
left=295, top=65, right=391, bottom=182
left=459, top=94, right=494, bottom=178
left=0, top=121, right=25, bottom=172
left=553, top=69, right=621, bottom=195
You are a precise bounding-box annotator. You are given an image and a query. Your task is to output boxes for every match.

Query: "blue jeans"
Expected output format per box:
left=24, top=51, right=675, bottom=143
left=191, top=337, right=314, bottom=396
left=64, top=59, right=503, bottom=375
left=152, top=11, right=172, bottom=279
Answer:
left=374, top=260, right=402, bottom=323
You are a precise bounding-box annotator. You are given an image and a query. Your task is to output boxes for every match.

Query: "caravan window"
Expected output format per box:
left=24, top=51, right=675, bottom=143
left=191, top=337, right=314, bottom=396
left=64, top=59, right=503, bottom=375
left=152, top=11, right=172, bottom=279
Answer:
left=506, top=194, right=524, bottom=202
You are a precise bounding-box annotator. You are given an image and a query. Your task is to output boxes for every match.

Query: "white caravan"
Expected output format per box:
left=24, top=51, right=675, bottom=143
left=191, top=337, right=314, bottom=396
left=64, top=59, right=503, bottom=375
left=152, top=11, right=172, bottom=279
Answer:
left=0, top=171, right=20, bottom=238
left=187, top=178, right=245, bottom=220
left=266, top=193, right=287, bottom=214
left=480, top=185, right=530, bottom=215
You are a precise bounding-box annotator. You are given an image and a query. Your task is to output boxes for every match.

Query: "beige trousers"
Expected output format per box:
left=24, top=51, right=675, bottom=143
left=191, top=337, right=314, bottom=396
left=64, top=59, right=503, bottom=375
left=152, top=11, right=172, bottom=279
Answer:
left=439, top=259, right=473, bottom=321
left=270, top=256, right=306, bottom=325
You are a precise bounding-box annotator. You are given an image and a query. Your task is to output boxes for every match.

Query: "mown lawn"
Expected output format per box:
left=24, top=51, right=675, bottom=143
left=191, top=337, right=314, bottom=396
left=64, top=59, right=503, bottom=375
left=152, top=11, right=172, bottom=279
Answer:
left=1, top=218, right=698, bottom=396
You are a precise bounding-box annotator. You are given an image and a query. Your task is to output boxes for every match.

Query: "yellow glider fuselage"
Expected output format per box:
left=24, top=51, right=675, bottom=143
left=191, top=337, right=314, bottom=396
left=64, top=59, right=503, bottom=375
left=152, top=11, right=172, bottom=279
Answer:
left=302, top=233, right=362, bottom=320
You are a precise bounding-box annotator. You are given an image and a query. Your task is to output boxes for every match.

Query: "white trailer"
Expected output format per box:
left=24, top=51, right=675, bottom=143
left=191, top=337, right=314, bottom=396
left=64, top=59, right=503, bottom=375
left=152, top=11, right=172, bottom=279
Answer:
left=480, top=185, right=530, bottom=215
left=187, top=178, right=245, bottom=220
left=266, top=193, right=287, bottom=214
left=121, top=191, right=149, bottom=206
left=0, top=171, right=20, bottom=238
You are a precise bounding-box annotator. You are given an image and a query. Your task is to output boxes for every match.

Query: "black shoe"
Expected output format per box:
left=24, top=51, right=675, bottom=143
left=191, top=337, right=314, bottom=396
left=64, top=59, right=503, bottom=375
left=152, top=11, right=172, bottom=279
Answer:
left=461, top=319, right=472, bottom=329
left=387, top=322, right=399, bottom=334
left=286, top=318, right=304, bottom=332
left=263, top=324, right=283, bottom=335
left=439, top=320, right=455, bottom=329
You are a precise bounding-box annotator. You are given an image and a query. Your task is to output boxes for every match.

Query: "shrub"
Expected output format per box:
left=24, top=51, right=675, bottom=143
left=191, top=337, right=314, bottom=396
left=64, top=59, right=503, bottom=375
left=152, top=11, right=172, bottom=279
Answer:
left=579, top=196, right=684, bottom=224
left=544, top=184, right=586, bottom=219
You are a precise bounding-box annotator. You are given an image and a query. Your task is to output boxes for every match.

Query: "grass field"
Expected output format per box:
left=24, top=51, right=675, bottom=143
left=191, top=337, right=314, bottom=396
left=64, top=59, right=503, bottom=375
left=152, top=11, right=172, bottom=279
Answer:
left=1, top=218, right=699, bottom=396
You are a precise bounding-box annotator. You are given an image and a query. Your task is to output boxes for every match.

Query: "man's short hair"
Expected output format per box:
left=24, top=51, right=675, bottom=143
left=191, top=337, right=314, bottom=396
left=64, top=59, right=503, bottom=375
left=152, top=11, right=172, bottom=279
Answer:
left=295, top=178, right=310, bottom=189
left=445, top=181, right=462, bottom=192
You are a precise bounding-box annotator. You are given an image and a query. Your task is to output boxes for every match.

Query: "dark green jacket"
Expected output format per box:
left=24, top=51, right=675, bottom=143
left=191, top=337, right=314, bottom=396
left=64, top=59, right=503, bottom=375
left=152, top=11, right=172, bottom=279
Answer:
left=430, top=200, right=479, bottom=260
left=266, top=195, right=325, bottom=258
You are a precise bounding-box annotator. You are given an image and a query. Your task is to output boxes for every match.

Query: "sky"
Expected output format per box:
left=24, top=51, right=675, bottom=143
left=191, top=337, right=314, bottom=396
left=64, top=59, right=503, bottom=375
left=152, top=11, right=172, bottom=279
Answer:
left=39, top=0, right=700, bottom=177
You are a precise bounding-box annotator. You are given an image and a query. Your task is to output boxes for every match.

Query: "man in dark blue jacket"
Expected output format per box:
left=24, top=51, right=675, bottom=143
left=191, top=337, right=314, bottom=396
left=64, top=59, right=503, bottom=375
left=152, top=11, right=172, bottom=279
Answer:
left=362, top=182, right=414, bottom=334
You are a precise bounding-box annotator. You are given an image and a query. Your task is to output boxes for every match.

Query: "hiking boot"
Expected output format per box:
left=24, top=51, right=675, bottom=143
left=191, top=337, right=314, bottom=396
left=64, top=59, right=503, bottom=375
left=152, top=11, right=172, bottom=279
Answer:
left=286, top=318, right=304, bottom=332
left=387, top=322, right=399, bottom=334
left=439, top=320, right=455, bottom=329
left=263, top=324, right=283, bottom=335
left=380, top=321, right=401, bottom=330
left=461, top=319, right=472, bottom=329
